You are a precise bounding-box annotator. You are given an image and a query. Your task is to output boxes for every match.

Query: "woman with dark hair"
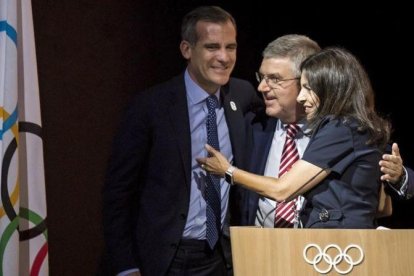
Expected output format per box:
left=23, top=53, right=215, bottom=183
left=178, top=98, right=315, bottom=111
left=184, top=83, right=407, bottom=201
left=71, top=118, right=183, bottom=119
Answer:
left=198, top=47, right=391, bottom=228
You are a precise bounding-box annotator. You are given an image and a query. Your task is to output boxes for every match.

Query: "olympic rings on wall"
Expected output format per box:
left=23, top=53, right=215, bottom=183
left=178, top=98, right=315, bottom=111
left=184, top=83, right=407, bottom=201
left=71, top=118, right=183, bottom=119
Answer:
left=303, top=243, right=364, bottom=274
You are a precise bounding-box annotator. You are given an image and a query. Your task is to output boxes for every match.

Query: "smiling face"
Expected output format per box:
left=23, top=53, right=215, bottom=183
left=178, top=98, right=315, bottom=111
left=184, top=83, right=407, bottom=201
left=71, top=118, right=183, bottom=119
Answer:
left=257, top=57, right=304, bottom=123
left=297, top=72, right=320, bottom=120
left=180, top=20, right=237, bottom=94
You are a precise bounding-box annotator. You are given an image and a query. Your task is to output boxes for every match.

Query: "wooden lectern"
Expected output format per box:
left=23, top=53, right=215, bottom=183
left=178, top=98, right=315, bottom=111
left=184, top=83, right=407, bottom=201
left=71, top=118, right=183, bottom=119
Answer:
left=230, top=227, right=414, bottom=275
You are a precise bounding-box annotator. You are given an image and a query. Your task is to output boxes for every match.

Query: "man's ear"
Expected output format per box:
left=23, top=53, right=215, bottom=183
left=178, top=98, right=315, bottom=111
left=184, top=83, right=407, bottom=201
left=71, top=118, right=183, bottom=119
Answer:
left=180, top=40, right=191, bottom=60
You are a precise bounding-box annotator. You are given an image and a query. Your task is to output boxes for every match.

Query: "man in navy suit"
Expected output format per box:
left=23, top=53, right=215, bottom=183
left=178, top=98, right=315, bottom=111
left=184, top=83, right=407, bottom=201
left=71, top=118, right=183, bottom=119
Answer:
left=240, top=34, right=320, bottom=227
left=241, top=34, right=413, bottom=227
left=102, top=6, right=261, bottom=276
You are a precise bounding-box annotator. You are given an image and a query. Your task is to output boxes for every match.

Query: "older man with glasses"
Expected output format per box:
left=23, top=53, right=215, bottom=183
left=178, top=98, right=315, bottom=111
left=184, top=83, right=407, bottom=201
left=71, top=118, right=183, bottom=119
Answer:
left=239, top=34, right=413, bottom=228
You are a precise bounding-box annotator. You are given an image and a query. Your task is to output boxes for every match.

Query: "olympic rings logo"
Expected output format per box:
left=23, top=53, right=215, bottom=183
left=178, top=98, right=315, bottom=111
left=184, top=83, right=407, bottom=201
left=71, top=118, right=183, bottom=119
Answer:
left=303, top=243, right=364, bottom=274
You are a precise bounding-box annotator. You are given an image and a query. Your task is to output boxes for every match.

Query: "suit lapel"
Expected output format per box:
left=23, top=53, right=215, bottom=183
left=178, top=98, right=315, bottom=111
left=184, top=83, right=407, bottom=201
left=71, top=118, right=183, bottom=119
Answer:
left=248, top=117, right=278, bottom=224
left=251, top=117, right=278, bottom=174
left=221, top=84, right=246, bottom=167
left=167, top=76, right=191, bottom=187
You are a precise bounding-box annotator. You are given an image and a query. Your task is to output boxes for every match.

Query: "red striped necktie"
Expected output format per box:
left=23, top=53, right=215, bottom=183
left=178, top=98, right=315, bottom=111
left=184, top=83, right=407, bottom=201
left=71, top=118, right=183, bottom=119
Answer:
left=274, top=124, right=300, bottom=228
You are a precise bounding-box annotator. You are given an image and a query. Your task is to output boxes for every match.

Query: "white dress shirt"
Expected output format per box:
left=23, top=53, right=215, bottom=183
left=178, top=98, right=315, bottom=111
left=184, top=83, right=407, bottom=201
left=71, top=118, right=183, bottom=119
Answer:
left=255, top=120, right=310, bottom=228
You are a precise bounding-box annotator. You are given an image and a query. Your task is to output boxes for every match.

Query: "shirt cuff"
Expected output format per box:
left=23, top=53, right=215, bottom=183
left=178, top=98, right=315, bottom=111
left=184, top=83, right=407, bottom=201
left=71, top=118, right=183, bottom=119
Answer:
left=386, top=167, right=408, bottom=198
left=117, top=268, right=139, bottom=276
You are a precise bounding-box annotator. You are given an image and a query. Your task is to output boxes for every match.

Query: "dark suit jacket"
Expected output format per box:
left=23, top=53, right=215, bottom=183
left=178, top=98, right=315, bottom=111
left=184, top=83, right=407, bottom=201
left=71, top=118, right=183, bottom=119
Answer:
left=240, top=114, right=278, bottom=226
left=102, top=73, right=259, bottom=275
left=407, top=168, right=414, bottom=199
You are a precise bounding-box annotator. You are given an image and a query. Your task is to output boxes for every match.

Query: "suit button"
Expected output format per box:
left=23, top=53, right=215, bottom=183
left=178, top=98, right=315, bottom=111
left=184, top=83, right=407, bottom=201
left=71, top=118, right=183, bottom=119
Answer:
left=319, top=209, right=329, bottom=222
left=180, top=213, right=187, bottom=220
left=171, top=243, right=177, bottom=249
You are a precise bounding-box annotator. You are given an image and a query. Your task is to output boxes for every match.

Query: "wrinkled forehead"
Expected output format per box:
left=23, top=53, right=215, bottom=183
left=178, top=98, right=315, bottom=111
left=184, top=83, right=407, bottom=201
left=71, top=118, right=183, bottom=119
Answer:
left=259, top=57, right=295, bottom=77
left=195, top=20, right=236, bottom=40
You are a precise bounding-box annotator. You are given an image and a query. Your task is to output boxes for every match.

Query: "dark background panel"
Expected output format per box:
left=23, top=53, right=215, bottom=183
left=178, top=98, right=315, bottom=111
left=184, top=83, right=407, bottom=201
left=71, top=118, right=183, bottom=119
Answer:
left=31, top=1, right=412, bottom=275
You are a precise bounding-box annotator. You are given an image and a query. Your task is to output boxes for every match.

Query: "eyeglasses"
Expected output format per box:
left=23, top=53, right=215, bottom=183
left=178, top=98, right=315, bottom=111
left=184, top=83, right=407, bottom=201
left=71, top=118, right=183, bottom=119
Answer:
left=255, top=72, right=300, bottom=89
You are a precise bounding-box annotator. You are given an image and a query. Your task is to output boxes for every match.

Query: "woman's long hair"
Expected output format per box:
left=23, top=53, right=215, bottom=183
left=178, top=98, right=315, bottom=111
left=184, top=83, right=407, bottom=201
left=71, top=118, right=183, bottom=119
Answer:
left=301, top=47, right=390, bottom=149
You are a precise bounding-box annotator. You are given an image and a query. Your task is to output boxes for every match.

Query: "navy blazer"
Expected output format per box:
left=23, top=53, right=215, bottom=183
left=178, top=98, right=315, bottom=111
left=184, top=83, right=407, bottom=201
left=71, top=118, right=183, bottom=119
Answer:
left=102, top=73, right=259, bottom=275
left=240, top=114, right=279, bottom=226
left=407, top=168, right=414, bottom=198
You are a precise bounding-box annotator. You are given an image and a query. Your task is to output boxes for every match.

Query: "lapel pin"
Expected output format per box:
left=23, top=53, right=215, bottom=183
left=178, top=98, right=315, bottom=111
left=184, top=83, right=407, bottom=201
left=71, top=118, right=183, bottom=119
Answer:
left=230, top=101, right=237, bottom=111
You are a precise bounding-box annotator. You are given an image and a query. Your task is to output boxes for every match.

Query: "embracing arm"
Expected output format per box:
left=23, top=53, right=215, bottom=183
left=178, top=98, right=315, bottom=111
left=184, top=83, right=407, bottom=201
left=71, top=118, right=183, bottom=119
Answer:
left=198, top=144, right=329, bottom=202
left=380, top=142, right=414, bottom=199
left=380, top=143, right=404, bottom=184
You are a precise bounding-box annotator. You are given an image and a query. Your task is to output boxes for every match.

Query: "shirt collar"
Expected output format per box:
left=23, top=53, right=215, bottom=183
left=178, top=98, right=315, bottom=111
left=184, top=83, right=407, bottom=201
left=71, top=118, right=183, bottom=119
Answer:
left=184, top=69, right=221, bottom=106
left=276, top=119, right=308, bottom=138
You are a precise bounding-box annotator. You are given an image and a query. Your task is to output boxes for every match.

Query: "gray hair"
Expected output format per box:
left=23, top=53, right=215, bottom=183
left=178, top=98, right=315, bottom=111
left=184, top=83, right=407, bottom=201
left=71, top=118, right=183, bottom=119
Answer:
left=263, top=34, right=321, bottom=77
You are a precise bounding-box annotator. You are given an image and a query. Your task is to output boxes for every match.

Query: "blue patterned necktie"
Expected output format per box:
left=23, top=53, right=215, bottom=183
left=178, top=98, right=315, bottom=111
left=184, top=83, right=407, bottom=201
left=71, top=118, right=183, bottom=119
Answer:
left=205, top=95, right=221, bottom=249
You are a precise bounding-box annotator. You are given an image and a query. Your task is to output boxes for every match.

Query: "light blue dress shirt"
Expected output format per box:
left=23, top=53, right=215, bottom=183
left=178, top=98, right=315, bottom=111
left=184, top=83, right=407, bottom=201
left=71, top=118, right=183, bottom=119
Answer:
left=182, top=70, right=233, bottom=239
